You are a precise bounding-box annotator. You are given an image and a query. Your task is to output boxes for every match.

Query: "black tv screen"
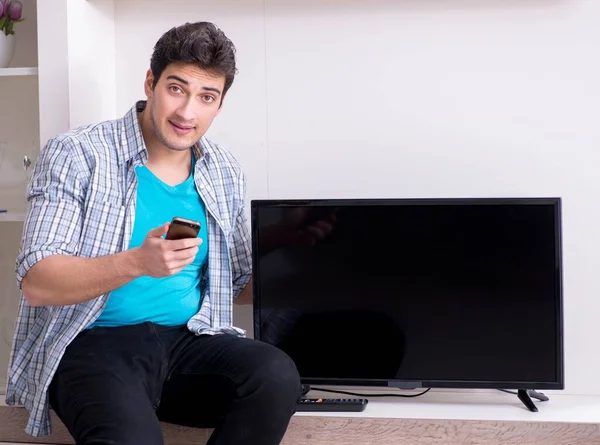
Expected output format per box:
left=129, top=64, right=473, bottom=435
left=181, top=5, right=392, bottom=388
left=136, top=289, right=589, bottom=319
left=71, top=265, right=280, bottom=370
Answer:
left=251, top=198, right=564, bottom=390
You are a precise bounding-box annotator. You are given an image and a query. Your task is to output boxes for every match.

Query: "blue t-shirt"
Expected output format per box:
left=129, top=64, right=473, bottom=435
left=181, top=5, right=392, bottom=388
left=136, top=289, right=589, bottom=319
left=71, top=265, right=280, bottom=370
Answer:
left=90, top=158, right=208, bottom=328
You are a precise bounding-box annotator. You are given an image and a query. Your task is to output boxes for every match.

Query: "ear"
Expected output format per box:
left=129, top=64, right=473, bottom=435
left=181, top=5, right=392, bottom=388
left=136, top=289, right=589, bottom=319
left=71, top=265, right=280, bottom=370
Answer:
left=144, top=69, right=154, bottom=98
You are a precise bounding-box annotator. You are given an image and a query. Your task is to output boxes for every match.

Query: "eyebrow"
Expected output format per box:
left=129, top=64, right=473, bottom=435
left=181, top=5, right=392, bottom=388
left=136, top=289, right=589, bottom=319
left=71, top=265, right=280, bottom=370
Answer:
left=166, top=75, right=222, bottom=95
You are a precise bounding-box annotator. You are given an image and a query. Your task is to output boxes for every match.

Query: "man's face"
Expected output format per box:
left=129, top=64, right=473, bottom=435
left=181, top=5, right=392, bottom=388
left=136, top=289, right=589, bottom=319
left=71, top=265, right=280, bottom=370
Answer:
left=144, top=62, right=225, bottom=152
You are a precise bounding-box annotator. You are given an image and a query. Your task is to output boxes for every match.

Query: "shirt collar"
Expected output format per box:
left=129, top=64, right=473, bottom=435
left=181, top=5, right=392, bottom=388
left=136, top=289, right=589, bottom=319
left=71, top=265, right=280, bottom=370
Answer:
left=118, top=100, right=207, bottom=165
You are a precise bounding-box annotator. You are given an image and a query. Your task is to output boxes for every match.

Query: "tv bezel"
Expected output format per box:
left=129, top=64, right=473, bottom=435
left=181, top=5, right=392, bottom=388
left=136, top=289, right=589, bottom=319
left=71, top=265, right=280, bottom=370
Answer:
left=250, top=197, right=564, bottom=391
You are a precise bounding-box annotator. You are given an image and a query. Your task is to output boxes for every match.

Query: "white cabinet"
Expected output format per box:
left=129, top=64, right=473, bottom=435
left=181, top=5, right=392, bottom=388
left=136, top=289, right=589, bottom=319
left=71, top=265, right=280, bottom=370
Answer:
left=0, top=0, right=73, bottom=394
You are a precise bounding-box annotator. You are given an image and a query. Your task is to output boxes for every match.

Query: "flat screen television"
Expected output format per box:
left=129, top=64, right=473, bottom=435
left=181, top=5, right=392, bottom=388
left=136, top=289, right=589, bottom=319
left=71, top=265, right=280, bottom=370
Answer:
left=251, top=198, right=564, bottom=410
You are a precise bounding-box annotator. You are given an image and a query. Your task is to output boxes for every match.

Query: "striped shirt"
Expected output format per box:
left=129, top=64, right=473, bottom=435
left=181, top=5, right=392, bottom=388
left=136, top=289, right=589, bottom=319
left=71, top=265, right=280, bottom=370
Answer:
left=5, top=101, right=253, bottom=437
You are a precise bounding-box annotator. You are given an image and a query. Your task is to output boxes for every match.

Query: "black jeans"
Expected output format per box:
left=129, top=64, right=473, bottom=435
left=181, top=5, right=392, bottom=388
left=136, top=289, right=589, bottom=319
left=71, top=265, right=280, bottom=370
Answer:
left=48, top=322, right=302, bottom=445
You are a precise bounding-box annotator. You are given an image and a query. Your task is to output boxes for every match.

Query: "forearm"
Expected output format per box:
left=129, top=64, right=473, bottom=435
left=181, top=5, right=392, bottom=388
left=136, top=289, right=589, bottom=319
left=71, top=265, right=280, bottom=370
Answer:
left=22, top=249, right=143, bottom=307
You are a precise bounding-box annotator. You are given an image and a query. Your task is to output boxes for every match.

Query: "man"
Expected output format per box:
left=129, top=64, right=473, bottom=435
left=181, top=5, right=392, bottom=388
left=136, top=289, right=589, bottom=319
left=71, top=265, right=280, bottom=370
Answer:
left=6, top=21, right=302, bottom=445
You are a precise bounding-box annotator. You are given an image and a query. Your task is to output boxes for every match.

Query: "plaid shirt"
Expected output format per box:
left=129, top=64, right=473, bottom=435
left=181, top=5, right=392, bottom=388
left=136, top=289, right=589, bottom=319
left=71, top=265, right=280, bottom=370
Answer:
left=5, top=101, right=252, bottom=437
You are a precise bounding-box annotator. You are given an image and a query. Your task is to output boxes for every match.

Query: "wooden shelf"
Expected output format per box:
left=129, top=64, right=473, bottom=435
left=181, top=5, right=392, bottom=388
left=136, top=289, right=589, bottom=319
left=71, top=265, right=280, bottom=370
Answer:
left=0, top=212, right=25, bottom=222
left=0, top=67, right=38, bottom=77
left=3, top=392, right=600, bottom=444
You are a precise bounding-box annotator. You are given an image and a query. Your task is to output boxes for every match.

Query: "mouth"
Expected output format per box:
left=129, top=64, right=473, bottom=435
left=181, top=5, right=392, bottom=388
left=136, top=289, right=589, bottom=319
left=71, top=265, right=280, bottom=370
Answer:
left=169, top=120, right=195, bottom=134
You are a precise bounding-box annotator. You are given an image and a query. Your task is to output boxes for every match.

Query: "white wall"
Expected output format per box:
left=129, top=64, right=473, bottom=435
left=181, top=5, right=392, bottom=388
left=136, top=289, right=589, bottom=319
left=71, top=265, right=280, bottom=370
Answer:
left=108, top=0, right=600, bottom=396
left=67, top=0, right=117, bottom=129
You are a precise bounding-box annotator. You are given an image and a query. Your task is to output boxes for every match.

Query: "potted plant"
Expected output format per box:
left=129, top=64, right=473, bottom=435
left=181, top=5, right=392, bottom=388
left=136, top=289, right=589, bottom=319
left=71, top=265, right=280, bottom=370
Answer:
left=0, top=0, right=23, bottom=68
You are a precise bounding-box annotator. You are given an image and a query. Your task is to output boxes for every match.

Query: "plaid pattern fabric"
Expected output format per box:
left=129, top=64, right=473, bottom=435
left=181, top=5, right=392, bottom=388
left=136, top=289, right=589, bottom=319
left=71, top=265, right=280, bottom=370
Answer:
left=4, top=101, right=252, bottom=437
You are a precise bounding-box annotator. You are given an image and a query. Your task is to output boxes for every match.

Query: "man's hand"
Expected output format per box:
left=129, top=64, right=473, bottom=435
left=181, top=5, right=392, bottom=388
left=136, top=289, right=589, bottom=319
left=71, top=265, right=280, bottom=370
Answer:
left=22, top=223, right=203, bottom=307
left=133, top=223, right=203, bottom=277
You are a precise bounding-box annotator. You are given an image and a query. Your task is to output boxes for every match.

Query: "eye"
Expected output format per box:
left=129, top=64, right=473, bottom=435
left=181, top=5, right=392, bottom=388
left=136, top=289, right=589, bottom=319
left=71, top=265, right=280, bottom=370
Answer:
left=202, top=95, right=215, bottom=103
left=169, top=85, right=183, bottom=94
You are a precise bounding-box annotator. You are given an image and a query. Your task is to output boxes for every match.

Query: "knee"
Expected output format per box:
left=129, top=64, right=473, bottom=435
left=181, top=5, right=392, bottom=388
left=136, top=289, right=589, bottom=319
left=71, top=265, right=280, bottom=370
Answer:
left=251, top=344, right=302, bottom=405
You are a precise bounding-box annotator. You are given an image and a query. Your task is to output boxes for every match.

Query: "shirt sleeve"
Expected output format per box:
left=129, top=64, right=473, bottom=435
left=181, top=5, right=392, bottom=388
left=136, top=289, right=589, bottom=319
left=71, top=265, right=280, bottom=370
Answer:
left=230, top=170, right=252, bottom=300
left=15, top=136, right=85, bottom=290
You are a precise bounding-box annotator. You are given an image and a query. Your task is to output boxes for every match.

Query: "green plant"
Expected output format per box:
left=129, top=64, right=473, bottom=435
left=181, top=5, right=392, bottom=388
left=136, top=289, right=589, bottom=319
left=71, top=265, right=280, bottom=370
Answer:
left=0, top=0, right=23, bottom=36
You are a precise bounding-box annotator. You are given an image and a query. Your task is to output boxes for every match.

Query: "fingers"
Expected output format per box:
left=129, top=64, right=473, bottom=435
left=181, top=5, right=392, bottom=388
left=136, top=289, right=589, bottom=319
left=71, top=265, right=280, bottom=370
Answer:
left=147, top=223, right=170, bottom=238
left=166, top=260, right=195, bottom=274
left=166, top=237, right=203, bottom=251
left=166, top=265, right=188, bottom=275
left=168, top=245, right=200, bottom=262
left=160, top=247, right=200, bottom=276
left=163, top=261, right=193, bottom=276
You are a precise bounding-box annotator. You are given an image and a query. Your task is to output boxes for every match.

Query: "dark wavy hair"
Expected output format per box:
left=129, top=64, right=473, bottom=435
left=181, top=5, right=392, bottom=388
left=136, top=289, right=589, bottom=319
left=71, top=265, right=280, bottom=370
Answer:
left=150, top=22, right=237, bottom=100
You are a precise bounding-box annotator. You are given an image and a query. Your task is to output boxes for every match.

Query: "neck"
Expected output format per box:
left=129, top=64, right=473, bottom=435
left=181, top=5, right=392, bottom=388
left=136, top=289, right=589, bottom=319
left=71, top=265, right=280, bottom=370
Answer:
left=138, top=110, right=193, bottom=186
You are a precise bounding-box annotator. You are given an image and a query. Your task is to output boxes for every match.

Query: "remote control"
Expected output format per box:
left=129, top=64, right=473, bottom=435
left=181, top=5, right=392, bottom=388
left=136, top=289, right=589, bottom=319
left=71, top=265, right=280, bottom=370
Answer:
left=296, top=397, right=368, bottom=412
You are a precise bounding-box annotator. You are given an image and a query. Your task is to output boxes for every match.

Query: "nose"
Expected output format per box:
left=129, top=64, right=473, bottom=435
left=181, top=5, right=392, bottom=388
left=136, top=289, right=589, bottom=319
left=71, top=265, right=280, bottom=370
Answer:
left=175, top=98, right=196, bottom=124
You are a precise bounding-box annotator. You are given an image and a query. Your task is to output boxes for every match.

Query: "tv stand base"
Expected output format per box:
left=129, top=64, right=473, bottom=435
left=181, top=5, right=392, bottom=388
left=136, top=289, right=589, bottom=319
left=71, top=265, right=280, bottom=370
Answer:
left=302, top=384, right=311, bottom=396
left=518, top=389, right=549, bottom=412
left=302, top=384, right=550, bottom=412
